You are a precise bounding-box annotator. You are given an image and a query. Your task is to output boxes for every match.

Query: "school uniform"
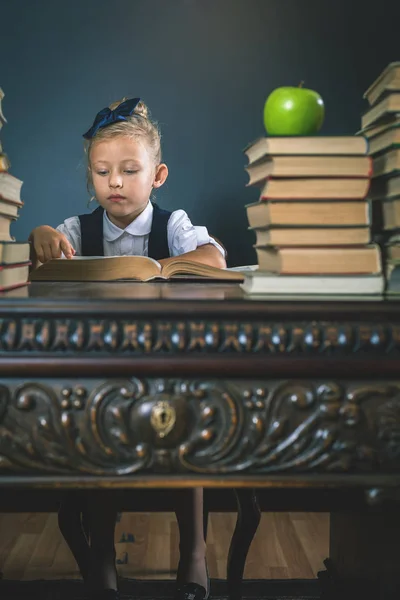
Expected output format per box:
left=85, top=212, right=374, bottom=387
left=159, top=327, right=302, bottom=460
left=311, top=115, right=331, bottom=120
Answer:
left=56, top=201, right=225, bottom=259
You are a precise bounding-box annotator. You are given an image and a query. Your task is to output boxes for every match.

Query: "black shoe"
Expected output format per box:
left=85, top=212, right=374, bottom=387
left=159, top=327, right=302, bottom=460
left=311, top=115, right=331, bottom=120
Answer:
left=175, top=582, right=209, bottom=600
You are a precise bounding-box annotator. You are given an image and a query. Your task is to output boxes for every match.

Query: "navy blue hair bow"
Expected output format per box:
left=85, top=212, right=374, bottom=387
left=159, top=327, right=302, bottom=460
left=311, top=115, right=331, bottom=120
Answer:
left=83, top=97, right=141, bottom=139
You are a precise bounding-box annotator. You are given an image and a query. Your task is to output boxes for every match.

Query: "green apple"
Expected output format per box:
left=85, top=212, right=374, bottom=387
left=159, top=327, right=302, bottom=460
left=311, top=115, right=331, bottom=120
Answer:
left=263, top=82, right=325, bottom=136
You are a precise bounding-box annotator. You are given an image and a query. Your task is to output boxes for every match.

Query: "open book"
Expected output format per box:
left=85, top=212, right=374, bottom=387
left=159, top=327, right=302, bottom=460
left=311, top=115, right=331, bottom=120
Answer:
left=29, top=255, right=245, bottom=282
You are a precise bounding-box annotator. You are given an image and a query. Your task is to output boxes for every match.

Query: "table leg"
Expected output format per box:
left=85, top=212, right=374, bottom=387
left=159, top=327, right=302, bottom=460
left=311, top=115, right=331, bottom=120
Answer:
left=227, top=489, right=261, bottom=600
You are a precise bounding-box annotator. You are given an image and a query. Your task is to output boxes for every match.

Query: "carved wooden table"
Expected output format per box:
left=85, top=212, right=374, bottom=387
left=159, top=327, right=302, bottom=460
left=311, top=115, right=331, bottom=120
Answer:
left=1, top=281, right=400, bottom=599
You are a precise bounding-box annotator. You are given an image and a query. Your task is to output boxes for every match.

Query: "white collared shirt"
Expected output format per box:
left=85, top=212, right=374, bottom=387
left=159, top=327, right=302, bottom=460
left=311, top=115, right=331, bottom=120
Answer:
left=56, top=202, right=225, bottom=258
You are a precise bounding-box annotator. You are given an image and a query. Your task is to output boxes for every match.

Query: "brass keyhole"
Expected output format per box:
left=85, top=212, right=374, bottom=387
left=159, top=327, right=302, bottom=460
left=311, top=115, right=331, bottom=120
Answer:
left=150, top=400, right=176, bottom=438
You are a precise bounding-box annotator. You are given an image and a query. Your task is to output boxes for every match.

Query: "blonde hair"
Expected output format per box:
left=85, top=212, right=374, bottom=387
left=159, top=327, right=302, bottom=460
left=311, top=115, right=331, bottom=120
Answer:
left=85, top=98, right=162, bottom=194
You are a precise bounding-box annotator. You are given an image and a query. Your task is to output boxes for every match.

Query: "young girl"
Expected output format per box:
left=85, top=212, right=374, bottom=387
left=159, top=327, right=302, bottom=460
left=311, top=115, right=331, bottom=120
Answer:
left=29, top=97, right=226, bottom=600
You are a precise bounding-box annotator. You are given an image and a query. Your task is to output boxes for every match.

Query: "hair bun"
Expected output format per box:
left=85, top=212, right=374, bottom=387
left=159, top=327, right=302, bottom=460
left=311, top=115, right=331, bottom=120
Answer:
left=133, top=100, right=149, bottom=120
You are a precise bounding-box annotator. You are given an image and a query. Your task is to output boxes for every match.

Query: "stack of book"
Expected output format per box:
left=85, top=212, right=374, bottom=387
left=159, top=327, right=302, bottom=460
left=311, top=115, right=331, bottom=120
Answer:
left=241, top=135, right=384, bottom=295
left=0, top=87, right=30, bottom=292
left=357, top=62, right=400, bottom=295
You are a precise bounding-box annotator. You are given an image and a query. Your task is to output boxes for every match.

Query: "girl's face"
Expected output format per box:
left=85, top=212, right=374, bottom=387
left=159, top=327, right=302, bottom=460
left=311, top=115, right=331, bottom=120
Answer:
left=90, top=135, right=168, bottom=229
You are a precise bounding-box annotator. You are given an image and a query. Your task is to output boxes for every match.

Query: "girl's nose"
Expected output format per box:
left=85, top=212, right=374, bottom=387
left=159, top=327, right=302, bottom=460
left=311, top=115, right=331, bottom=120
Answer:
left=109, top=171, right=123, bottom=188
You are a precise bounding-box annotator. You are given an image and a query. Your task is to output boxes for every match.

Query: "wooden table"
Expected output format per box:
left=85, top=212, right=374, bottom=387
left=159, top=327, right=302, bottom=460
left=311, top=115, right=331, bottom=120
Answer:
left=1, top=281, right=400, bottom=599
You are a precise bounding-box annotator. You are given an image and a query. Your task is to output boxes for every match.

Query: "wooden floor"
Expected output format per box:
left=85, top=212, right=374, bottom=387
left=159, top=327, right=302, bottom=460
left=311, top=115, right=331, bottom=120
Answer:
left=0, top=512, right=329, bottom=581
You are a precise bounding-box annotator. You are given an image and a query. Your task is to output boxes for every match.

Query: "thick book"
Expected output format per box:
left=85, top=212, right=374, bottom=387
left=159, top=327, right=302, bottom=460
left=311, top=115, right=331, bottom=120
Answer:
left=0, top=199, right=20, bottom=218
left=29, top=256, right=245, bottom=282
left=0, top=241, right=30, bottom=264
left=250, top=226, right=370, bottom=246
left=357, top=114, right=400, bottom=139
left=0, top=282, right=30, bottom=296
left=372, top=148, right=400, bottom=177
left=0, top=172, right=23, bottom=205
left=246, top=156, right=372, bottom=184
left=363, top=62, right=400, bottom=107
left=258, top=177, right=370, bottom=200
left=244, top=136, right=368, bottom=165
left=255, top=244, right=381, bottom=275
left=362, top=123, right=400, bottom=156
left=369, top=173, right=400, bottom=200
left=382, top=199, right=400, bottom=230
left=246, top=200, right=370, bottom=227
left=0, top=262, right=30, bottom=290
left=361, top=93, right=400, bottom=130
left=241, top=272, right=384, bottom=295
left=0, top=213, right=17, bottom=242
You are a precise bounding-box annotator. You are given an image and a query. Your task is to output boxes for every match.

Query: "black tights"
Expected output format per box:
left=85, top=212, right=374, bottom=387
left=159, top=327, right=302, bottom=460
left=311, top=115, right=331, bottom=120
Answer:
left=58, top=489, right=207, bottom=593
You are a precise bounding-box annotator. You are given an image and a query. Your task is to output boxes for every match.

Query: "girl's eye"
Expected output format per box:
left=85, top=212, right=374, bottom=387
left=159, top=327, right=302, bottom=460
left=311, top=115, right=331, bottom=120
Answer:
left=97, top=171, right=108, bottom=176
left=124, top=170, right=137, bottom=174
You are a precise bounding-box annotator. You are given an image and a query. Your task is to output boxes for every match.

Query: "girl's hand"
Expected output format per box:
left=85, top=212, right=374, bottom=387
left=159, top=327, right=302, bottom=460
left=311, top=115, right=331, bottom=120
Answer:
left=30, top=225, right=76, bottom=263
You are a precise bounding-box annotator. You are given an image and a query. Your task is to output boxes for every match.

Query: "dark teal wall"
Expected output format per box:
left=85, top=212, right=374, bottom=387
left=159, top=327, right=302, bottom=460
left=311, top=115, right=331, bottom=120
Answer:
left=1, top=0, right=399, bottom=265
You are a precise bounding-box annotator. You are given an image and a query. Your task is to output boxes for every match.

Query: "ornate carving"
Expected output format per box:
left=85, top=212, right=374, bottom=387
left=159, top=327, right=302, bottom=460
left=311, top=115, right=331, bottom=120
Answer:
left=0, top=318, right=398, bottom=356
left=376, top=398, right=400, bottom=466
left=0, top=379, right=400, bottom=476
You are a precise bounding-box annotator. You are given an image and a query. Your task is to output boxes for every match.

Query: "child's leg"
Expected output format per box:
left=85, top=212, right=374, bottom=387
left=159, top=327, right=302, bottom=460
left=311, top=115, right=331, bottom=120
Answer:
left=175, top=488, right=208, bottom=592
left=85, top=492, right=118, bottom=593
left=58, top=495, right=90, bottom=580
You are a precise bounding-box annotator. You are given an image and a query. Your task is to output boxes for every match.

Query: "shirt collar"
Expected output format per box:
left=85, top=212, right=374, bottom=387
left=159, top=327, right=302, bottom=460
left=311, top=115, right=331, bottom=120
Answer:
left=103, top=201, right=153, bottom=241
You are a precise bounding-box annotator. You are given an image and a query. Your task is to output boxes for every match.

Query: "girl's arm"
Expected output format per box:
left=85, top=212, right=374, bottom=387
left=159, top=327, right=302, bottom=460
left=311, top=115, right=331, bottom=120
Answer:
left=166, top=210, right=227, bottom=269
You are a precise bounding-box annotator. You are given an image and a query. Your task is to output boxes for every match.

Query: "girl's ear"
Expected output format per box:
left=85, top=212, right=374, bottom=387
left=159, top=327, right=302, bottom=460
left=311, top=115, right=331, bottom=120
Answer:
left=153, top=163, right=168, bottom=189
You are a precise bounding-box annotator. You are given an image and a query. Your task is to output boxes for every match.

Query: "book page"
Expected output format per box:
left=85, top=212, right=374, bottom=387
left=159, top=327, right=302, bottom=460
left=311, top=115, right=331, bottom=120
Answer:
left=65, top=255, right=161, bottom=267
left=30, top=255, right=162, bottom=282
left=161, top=259, right=244, bottom=281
